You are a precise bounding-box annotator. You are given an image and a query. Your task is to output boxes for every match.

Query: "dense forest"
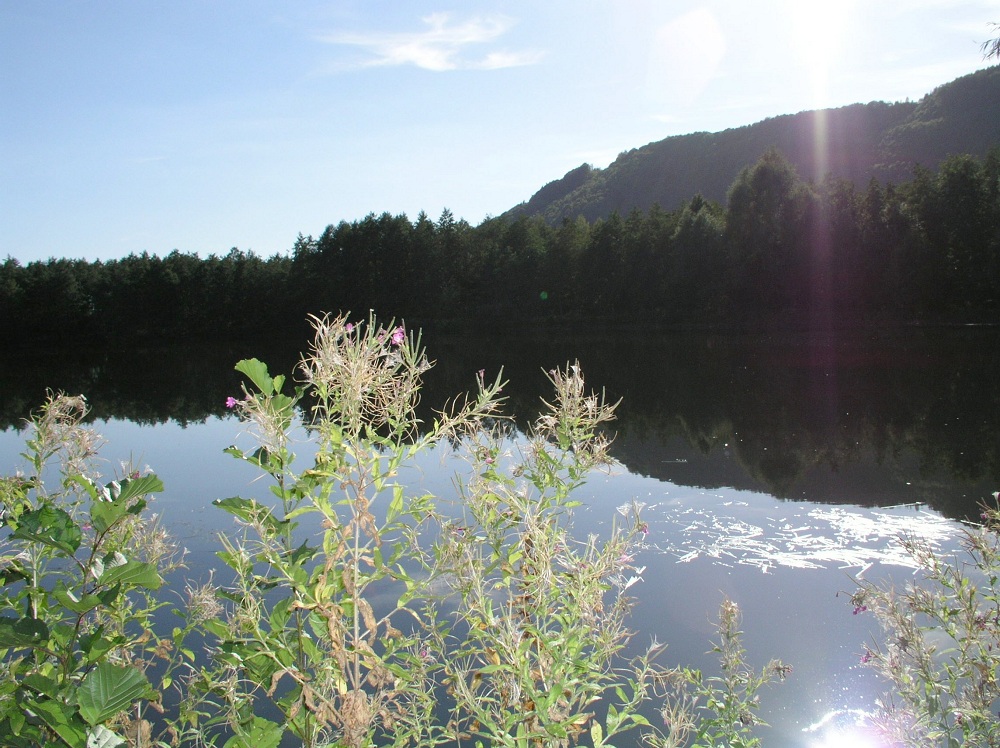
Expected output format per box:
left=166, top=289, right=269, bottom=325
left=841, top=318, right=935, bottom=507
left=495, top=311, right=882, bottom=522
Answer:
left=3, top=145, right=999, bottom=345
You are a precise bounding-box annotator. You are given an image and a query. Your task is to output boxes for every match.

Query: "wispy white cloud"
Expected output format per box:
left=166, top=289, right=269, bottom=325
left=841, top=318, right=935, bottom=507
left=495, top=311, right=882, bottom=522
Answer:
left=320, top=13, right=544, bottom=71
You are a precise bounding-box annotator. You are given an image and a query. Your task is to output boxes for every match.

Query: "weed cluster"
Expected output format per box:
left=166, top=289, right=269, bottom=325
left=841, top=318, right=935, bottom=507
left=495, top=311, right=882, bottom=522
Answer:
left=1, top=313, right=785, bottom=748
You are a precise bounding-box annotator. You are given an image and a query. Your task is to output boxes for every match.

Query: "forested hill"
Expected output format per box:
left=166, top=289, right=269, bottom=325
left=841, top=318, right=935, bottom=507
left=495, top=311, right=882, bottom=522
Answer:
left=506, top=65, right=1000, bottom=224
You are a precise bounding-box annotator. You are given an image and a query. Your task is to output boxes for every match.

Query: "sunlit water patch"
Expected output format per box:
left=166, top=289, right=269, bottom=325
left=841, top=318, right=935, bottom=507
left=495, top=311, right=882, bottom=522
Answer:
left=647, top=497, right=961, bottom=573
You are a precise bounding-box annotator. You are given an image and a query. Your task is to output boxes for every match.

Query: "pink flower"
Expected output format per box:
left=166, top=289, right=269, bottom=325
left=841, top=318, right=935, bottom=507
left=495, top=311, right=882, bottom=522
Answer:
left=345, top=322, right=354, bottom=333
left=225, top=396, right=238, bottom=409
left=390, top=326, right=405, bottom=346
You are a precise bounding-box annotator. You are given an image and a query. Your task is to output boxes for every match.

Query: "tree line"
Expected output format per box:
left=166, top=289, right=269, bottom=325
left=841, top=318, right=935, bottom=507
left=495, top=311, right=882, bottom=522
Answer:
left=3, top=147, right=999, bottom=345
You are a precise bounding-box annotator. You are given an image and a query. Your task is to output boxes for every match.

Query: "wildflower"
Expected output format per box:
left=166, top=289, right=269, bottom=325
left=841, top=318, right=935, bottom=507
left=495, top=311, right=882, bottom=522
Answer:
left=860, top=647, right=873, bottom=664
left=390, top=326, right=405, bottom=346
left=345, top=322, right=354, bottom=333
left=640, top=522, right=649, bottom=535
left=225, top=396, right=238, bottom=409
left=853, top=605, right=868, bottom=615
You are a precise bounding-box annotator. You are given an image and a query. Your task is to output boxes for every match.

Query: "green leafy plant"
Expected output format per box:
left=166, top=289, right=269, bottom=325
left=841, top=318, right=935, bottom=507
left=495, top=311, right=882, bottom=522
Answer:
left=0, top=315, right=788, bottom=748
left=851, top=492, right=1000, bottom=747
left=430, top=363, right=662, bottom=748
left=0, top=394, right=194, bottom=748
left=194, top=313, right=504, bottom=748
left=657, top=599, right=790, bottom=748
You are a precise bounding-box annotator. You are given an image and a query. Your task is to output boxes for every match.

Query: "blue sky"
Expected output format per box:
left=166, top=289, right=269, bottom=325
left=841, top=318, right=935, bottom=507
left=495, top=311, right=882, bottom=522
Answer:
left=2, top=1, right=997, bottom=264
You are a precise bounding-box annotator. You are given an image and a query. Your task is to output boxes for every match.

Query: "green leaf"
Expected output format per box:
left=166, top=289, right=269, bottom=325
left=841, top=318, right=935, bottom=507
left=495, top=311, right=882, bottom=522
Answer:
left=23, top=673, right=60, bottom=698
left=78, top=663, right=155, bottom=725
left=89, top=500, right=128, bottom=534
left=387, top=485, right=404, bottom=522
left=10, top=505, right=82, bottom=554
left=0, top=615, right=49, bottom=647
left=213, top=497, right=286, bottom=534
left=235, top=358, right=274, bottom=395
left=591, top=721, right=604, bottom=747
left=65, top=474, right=101, bottom=502
left=80, top=632, right=118, bottom=665
left=269, top=597, right=292, bottom=631
left=54, top=584, right=105, bottom=615
left=30, top=698, right=88, bottom=748
left=223, top=716, right=284, bottom=748
left=97, top=560, right=161, bottom=590
left=109, top=474, right=163, bottom=504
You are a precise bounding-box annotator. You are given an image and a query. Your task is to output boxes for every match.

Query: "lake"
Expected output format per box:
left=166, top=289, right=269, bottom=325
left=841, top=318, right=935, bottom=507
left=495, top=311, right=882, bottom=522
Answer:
left=2, top=324, right=998, bottom=747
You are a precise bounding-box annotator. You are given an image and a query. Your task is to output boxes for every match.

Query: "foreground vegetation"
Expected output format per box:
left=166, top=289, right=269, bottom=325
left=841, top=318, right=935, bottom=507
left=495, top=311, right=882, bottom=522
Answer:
left=0, top=315, right=789, bottom=748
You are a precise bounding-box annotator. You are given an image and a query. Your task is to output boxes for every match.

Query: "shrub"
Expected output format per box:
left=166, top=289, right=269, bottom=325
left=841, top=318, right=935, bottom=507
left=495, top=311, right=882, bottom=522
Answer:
left=852, top=492, right=1000, bottom=747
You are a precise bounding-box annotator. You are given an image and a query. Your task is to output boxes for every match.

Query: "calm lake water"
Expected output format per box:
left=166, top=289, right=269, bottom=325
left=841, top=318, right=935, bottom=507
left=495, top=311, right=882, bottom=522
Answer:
left=2, top=325, right=998, bottom=747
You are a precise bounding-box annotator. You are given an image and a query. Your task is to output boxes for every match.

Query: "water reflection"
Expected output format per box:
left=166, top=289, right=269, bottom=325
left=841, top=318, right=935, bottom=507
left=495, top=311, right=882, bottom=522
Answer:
left=3, top=327, right=997, bottom=519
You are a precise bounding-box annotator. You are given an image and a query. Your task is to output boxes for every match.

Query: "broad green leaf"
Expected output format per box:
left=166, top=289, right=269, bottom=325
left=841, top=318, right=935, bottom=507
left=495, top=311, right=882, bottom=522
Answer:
left=10, top=505, right=82, bottom=554
left=9, top=708, right=26, bottom=734
left=65, top=474, right=100, bottom=502
left=23, top=673, right=60, bottom=698
left=235, top=358, right=274, bottom=395
left=80, top=630, right=118, bottom=664
left=591, top=721, right=604, bottom=747
left=54, top=585, right=104, bottom=615
left=78, top=663, right=155, bottom=725
left=30, top=698, right=88, bottom=748
left=213, top=496, right=286, bottom=534
left=223, top=716, right=284, bottom=748
left=269, top=597, right=293, bottom=630
left=108, top=474, right=163, bottom=505
left=0, top=615, right=49, bottom=647
left=89, top=501, right=128, bottom=534
left=97, top=560, right=161, bottom=590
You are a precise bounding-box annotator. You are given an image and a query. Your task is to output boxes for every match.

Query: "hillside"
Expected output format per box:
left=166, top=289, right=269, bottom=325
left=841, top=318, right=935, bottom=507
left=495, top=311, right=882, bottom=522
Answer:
left=506, top=65, right=1000, bottom=223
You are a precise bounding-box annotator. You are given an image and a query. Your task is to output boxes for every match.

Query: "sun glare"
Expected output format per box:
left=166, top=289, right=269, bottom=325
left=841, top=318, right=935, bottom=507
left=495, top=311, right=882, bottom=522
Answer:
left=804, top=709, right=884, bottom=748
left=790, top=0, right=855, bottom=107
